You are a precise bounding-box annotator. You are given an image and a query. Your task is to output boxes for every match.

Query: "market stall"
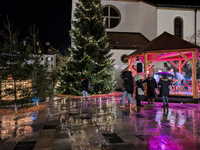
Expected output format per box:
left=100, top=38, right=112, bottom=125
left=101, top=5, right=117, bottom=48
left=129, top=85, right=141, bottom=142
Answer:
left=125, top=32, right=200, bottom=100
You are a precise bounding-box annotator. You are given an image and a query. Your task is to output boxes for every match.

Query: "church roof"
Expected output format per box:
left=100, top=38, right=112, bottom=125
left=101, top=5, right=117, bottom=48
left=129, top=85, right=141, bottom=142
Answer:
left=144, top=0, right=200, bottom=6
left=107, top=32, right=149, bottom=49
left=126, top=31, right=200, bottom=58
left=105, top=0, right=200, bottom=6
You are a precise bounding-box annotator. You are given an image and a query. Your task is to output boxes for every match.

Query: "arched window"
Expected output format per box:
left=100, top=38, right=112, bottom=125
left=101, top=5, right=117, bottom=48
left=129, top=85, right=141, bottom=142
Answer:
left=174, top=17, right=183, bottom=38
left=103, top=5, right=121, bottom=28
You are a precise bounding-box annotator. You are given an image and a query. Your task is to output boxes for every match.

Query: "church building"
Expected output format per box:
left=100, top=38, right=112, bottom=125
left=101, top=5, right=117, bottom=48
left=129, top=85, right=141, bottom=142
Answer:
left=71, top=0, right=200, bottom=89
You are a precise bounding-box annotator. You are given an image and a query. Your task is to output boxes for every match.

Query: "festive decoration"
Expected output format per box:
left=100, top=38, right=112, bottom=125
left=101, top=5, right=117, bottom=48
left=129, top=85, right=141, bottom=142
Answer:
left=56, top=0, right=116, bottom=95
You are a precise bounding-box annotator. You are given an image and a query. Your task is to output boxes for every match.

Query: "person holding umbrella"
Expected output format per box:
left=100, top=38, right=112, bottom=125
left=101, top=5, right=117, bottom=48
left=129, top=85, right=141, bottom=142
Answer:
left=135, top=73, right=145, bottom=108
left=158, top=74, right=171, bottom=107
left=168, top=68, right=175, bottom=91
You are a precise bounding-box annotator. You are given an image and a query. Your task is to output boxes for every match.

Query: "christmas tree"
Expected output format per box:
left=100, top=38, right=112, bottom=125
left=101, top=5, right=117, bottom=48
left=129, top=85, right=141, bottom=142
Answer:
left=0, top=19, right=54, bottom=111
left=0, top=18, right=35, bottom=111
left=57, top=0, right=116, bottom=95
left=26, top=25, right=54, bottom=106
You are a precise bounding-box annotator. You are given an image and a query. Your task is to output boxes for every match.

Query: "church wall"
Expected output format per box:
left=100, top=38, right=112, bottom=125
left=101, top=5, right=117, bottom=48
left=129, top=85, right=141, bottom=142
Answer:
left=71, top=0, right=78, bottom=27
left=110, top=49, right=136, bottom=89
left=139, top=1, right=157, bottom=41
left=72, top=0, right=140, bottom=33
left=101, top=1, right=140, bottom=32
left=157, top=9, right=195, bottom=41
left=196, top=11, right=200, bottom=45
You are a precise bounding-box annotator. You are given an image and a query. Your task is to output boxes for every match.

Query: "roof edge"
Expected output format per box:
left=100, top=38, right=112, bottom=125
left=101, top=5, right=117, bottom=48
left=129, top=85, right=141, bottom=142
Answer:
left=140, top=0, right=157, bottom=7
left=107, top=32, right=150, bottom=42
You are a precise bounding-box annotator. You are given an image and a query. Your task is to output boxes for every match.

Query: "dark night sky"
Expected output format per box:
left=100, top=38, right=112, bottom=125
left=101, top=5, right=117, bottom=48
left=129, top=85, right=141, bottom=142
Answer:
left=1, top=0, right=200, bottom=52
left=0, top=0, right=72, bottom=52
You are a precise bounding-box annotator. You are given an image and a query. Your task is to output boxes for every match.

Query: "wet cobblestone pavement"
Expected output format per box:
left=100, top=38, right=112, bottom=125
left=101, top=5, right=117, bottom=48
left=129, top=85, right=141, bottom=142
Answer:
left=1, top=94, right=200, bottom=150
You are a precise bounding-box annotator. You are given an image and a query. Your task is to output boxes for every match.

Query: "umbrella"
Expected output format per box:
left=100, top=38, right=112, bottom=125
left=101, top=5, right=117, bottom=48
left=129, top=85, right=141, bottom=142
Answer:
left=134, top=74, right=144, bottom=81
left=156, top=72, right=174, bottom=78
left=137, top=72, right=146, bottom=76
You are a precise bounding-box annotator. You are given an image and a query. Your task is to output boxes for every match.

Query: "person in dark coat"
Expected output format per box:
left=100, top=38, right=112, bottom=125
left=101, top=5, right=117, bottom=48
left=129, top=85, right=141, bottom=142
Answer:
left=135, top=74, right=145, bottom=108
left=158, top=76, right=171, bottom=107
left=120, top=71, right=136, bottom=110
left=81, top=78, right=90, bottom=100
left=120, top=78, right=130, bottom=104
left=143, top=74, right=157, bottom=104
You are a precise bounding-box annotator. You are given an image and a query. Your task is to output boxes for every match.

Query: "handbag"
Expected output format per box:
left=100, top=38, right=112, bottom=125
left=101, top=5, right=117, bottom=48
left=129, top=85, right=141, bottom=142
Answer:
left=138, top=87, right=144, bottom=95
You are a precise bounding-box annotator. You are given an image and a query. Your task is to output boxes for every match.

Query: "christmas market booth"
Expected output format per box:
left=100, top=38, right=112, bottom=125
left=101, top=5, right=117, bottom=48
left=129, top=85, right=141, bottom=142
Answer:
left=125, top=32, right=200, bottom=103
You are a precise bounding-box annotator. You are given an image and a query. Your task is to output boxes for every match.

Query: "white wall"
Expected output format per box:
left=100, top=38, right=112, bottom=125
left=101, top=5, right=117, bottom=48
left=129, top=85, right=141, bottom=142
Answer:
left=71, top=0, right=78, bottom=24
left=110, top=49, right=136, bottom=89
left=157, top=8, right=196, bottom=40
left=102, top=0, right=140, bottom=33
left=73, top=0, right=140, bottom=33
left=139, top=1, right=157, bottom=41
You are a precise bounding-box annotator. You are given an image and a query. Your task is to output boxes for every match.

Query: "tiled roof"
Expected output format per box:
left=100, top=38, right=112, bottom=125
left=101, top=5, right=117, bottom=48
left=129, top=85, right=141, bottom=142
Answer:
left=107, top=32, right=149, bottom=49
left=127, top=31, right=200, bottom=58
left=144, top=0, right=200, bottom=6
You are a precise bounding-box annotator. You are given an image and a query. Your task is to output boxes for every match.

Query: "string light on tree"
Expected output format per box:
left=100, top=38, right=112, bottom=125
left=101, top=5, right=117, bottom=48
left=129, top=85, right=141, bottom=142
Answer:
left=56, top=0, right=116, bottom=95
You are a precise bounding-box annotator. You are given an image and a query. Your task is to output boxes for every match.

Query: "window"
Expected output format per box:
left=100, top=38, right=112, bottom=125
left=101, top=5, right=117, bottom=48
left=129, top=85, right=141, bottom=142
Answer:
left=51, top=57, right=53, bottom=61
left=103, top=5, right=121, bottom=28
left=174, top=17, right=183, bottom=38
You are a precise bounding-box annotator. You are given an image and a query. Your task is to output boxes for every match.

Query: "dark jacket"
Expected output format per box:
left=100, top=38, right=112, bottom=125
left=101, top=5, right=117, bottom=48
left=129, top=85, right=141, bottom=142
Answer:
left=81, top=79, right=90, bottom=91
left=122, top=71, right=134, bottom=93
left=123, top=77, right=134, bottom=93
left=143, top=77, right=157, bottom=94
left=158, top=77, right=171, bottom=96
left=121, top=79, right=126, bottom=91
left=135, top=79, right=145, bottom=100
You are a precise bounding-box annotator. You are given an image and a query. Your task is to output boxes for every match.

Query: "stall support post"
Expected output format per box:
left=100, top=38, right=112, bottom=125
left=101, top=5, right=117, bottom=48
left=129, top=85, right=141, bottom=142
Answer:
left=179, top=60, right=182, bottom=73
left=128, top=59, right=131, bottom=71
left=192, top=51, right=197, bottom=99
left=144, top=53, right=148, bottom=96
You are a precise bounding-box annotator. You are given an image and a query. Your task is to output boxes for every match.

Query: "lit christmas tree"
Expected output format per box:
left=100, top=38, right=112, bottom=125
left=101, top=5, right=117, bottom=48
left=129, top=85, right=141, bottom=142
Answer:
left=57, top=0, right=116, bottom=95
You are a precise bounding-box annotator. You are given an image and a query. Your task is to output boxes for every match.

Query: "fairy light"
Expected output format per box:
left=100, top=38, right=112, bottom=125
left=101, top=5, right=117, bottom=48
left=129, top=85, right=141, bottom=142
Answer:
left=56, top=1, right=115, bottom=95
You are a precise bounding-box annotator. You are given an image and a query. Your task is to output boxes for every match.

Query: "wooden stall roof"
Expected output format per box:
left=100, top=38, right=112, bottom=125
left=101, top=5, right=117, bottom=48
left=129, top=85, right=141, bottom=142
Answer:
left=126, top=32, right=200, bottom=59
left=107, top=32, right=149, bottom=49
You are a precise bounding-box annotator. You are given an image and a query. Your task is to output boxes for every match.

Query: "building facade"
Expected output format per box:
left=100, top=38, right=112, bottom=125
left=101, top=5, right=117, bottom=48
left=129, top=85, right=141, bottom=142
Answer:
left=72, top=0, right=200, bottom=89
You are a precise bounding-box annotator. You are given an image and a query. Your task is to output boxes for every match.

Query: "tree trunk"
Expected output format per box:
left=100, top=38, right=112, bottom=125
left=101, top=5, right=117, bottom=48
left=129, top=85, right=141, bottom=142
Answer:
left=36, top=97, right=39, bottom=106
left=14, top=80, right=18, bottom=112
left=14, top=103, right=18, bottom=112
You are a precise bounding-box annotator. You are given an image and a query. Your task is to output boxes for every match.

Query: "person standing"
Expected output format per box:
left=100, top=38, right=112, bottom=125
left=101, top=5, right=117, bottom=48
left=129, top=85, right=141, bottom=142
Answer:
left=135, top=74, right=145, bottom=108
left=158, top=76, right=171, bottom=107
left=120, top=71, right=136, bottom=110
left=81, top=78, right=90, bottom=100
left=176, top=72, right=185, bottom=92
left=168, top=68, right=175, bottom=91
left=120, top=78, right=131, bottom=103
left=143, top=74, right=157, bottom=104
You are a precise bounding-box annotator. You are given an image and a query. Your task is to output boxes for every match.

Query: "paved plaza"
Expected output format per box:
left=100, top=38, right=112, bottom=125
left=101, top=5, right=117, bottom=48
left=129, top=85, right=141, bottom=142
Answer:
left=0, top=94, right=200, bottom=150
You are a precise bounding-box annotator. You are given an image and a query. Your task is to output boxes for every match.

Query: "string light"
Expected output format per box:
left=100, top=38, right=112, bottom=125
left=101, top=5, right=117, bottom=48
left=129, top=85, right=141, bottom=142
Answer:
left=56, top=0, right=116, bottom=95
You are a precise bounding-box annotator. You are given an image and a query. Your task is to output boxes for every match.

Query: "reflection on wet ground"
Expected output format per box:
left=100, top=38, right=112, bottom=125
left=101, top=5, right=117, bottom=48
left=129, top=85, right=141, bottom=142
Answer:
left=1, top=95, right=200, bottom=149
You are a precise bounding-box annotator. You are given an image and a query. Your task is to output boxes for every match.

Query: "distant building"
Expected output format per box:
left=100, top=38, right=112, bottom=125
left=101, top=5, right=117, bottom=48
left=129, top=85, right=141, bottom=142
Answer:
left=72, top=0, right=200, bottom=89
left=40, top=54, right=57, bottom=72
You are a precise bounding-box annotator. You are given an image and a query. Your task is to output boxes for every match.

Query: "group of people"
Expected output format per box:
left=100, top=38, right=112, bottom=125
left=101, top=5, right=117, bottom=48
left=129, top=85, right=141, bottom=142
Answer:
left=81, top=68, right=184, bottom=109
left=120, top=70, right=172, bottom=109
left=167, top=68, right=185, bottom=92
